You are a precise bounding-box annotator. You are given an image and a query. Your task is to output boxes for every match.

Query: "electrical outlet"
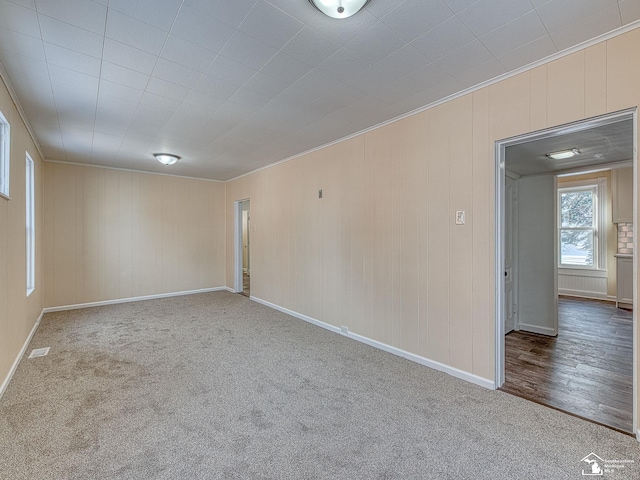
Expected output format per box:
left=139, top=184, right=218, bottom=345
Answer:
left=455, top=210, right=465, bottom=225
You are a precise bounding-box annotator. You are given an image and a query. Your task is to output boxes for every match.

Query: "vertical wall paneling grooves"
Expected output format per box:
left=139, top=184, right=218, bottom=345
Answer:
left=471, top=87, right=493, bottom=380
left=547, top=51, right=586, bottom=126
left=391, top=123, right=402, bottom=349
left=225, top=28, right=640, bottom=398
left=339, top=141, right=352, bottom=331
left=4, top=27, right=640, bottom=421
left=322, top=144, right=341, bottom=329
left=585, top=43, right=607, bottom=118
left=289, top=160, right=304, bottom=314
left=449, top=95, right=474, bottom=373
left=350, top=137, right=366, bottom=336
left=43, top=163, right=53, bottom=307
left=0, top=74, right=44, bottom=395
left=427, top=104, right=450, bottom=365
left=44, top=164, right=226, bottom=307
left=362, top=132, right=375, bottom=340
left=557, top=272, right=608, bottom=299
left=119, top=171, right=133, bottom=298
left=397, top=116, right=419, bottom=354
left=370, top=126, right=394, bottom=345
left=418, top=111, right=430, bottom=360
left=529, top=65, right=548, bottom=131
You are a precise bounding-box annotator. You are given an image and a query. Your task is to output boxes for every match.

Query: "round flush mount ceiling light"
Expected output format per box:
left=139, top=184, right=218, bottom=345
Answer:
left=154, top=153, right=180, bottom=165
left=308, top=0, right=371, bottom=19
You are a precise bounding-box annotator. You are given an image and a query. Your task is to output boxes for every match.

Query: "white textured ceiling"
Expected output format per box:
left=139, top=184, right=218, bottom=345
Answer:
left=0, top=0, right=639, bottom=181
left=505, top=117, right=634, bottom=176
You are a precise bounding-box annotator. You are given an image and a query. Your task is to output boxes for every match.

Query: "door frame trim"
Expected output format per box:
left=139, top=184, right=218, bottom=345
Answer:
left=494, top=109, right=637, bottom=438
left=504, top=172, right=520, bottom=334
left=233, top=199, right=250, bottom=293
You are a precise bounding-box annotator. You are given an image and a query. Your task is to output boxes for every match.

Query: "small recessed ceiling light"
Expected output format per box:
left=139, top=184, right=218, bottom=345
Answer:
left=308, top=0, right=371, bottom=19
left=154, top=153, right=180, bottom=165
left=545, top=148, right=580, bottom=160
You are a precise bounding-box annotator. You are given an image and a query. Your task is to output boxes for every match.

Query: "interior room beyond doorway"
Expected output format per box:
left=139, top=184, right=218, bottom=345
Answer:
left=241, top=199, right=250, bottom=297
left=497, top=111, right=636, bottom=435
left=502, top=296, right=633, bottom=433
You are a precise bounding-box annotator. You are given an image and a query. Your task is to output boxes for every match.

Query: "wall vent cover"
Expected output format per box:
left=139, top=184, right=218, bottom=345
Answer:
left=28, top=347, right=50, bottom=359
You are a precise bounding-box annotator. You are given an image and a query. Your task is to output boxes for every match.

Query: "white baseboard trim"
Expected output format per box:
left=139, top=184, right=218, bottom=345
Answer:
left=250, top=296, right=494, bottom=390
left=0, top=309, right=44, bottom=400
left=558, top=292, right=619, bottom=304
left=557, top=289, right=609, bottom=300
left=251, top=297, right=342, bottom=334
left=224, top=287, right=236, bottom=293
left=348, top=331, right=495, bottom=390
left=42, top=287, right=228, bottom=313
left=519, top=323, right=558, bottom=336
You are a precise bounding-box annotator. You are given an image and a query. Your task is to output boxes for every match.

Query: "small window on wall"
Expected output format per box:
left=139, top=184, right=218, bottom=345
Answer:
left=558, top=178, right=606, bottom=269
left=0, top=110, right=10, bottom=198
left=26, top=152, right=35, bottom=296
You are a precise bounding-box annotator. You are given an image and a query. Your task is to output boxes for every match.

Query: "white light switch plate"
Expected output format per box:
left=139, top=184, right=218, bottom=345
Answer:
left=455, top=210, right=465, bottom=225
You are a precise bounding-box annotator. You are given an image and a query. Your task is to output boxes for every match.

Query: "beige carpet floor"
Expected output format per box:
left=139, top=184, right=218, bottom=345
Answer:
left=0, top=291, right=638, bottom=479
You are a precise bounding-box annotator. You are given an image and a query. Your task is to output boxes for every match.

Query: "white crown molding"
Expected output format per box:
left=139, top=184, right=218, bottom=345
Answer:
left=227, top=21, right=640, bottom=183
left=2, top=19, right=639, bottom=185
left=43, top=159, right=226, bottom=183
left=0, top=61, right=45, bottom=162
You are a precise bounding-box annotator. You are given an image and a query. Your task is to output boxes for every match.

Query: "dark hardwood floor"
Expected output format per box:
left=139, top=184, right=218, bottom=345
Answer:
left=501, top=296, right=633, bottom=434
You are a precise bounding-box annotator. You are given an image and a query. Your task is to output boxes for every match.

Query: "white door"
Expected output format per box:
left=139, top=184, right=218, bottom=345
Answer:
left=517, top=174, right=558, bottom=336
left=504, top=175, right=517, bottom=333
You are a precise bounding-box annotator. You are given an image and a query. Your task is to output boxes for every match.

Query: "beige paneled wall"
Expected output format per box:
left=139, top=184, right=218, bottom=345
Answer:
left=0, top=75, right=45, bottom=390
left=226, top=97, right=494, bottom=381
left=226, top=28, right=640, bottom=387
left=44, top=163, right=226, bottom=308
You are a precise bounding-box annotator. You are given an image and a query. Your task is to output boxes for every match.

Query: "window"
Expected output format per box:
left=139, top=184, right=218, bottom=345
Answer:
left=0, top=110, right=9, bottom=198
left=558, top=178, right=606, bottom=269
left=26, top=152, right=35, bottom=296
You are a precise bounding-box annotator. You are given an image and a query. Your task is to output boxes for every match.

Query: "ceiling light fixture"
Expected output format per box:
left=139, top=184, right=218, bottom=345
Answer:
left=308, top=0, right=371, bottom=19
left=545, top=148, right=580, bottom=160
left=154, top=153, right=180, bottom=165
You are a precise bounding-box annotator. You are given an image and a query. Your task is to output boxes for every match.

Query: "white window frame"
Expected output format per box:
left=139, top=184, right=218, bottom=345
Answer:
left=0, top=110, right=10, bottom=199
left=26, top=152, right=35, bottom=296
left=557, top=178, right=607, bottom=271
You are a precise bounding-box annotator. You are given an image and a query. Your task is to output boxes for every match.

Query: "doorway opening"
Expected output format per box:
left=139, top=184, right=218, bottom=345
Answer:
left=495, top=109, right=637, bottom=435
left=234, top=199, right=250, bottom=297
